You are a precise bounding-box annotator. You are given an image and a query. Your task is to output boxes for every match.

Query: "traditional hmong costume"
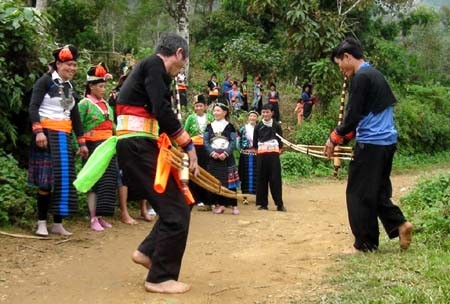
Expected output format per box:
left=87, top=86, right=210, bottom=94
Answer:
left=204, top=119, right=240, bottom=207
left=240, top=78, right=248, bottom=111
left=184, top=96, right=214, bottom=205
left=28, top=46, right=85, bottom=219
left=329, top=62, right=407, bottom=251
left=207, top=76, right=220, bottom=104
left=238, top=123, right=257, bottom=195
left=176, top=71, right=188, bottom=107
left=115, top=53, right=194, bottom=284
left=78, top=63, right=117, bottom=217
left=253, top=118, right=284, bottom=210
left=267, top=85, right=281, bottom=122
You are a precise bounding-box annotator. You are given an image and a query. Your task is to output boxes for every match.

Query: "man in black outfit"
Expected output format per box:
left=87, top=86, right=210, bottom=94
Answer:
left=325, top=37, right=413, bottom=253
left=116, top=33, right=199, bottom=294
left=253, top=103, right=286, bottom=212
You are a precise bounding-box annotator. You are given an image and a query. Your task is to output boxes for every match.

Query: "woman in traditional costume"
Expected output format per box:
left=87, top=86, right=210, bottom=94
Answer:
left=204, top=103, right=240, bottom=215
left=237, top=111, right=259, bottom=204
left=29, top=45, right=88, bottom=236
left=184, top=94, right=214, bottom=210
left=78, top=63, right=117, bottom=231
left=207, top=73, right=220, bottom=105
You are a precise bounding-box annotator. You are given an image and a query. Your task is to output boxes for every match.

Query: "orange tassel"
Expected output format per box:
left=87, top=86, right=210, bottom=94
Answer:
left=58, top=46, right=73, bottom=61
left=154, top=133, right=194, bottom=205
left=154, top=134, right=172, bottom=194
left=95, top=64, right=107, bottom=77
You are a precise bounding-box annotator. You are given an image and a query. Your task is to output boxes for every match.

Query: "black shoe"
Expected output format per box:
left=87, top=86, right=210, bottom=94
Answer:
left=257, top=206, right=268, bottom=210
left=277, top=206, right=287, bottom=212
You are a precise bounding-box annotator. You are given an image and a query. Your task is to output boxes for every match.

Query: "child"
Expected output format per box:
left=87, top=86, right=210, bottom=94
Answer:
left=267, top=83, right=281, bottom=122
left=237, top=111, right=259, bottom=203
left=184, top=94, right=214, bottom=210
left=204, top=103, right=240, bottom=215
left=253, top=103, right=286, bottom=211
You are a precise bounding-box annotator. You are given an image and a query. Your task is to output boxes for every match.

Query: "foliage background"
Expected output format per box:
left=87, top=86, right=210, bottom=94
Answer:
left=0, top=0, right=449, bottom=227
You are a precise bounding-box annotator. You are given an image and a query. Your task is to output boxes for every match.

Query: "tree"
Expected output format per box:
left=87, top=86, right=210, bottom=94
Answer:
left=35, top=0, right=47, bottom=11
left=166, top=0, right=191, bottom=74
left=0, top=0, right=52, bottom=152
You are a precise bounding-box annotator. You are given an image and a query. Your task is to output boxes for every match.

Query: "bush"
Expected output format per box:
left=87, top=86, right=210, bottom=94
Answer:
left=294, top=117, right=335, bottom=146
left=0, top=151, right=36, bottom=228
left=396, top=85, right=450, bottom=155
left=0, top=1, right=53, bottom=150
left=280, top=152, right=313, bottom=178
left=400, top=173, right=450, bottom=249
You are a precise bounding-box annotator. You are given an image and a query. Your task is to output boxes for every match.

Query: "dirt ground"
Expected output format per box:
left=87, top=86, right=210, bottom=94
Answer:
left=0, top=173, right=422, bottom=304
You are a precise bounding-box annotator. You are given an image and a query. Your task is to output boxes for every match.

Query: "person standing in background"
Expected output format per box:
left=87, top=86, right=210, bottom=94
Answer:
left=28, top=45, right=88, bottom=236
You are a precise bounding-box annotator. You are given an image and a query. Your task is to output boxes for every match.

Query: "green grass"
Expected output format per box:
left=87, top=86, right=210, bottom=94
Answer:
left=291, top=171, right=450, bottom=304
left=314, top=238, right=450, bottom=304
left=392, top=150, right=450, bottom=173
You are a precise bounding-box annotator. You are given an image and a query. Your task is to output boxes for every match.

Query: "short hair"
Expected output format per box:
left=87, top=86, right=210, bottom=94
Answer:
left=330, top=37, right=364, bottom=63
left=302, top=83, right=312, bottom=91
left=155, top=33, right=189, bottom=59
left=262, top=103, right=273, bottom=111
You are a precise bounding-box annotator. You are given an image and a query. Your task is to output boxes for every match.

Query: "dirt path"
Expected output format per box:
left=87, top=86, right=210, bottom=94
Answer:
left=0, top=173, right=422, bottom=304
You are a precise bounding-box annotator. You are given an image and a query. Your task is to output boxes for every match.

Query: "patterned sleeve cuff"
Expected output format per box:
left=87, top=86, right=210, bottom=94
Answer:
left=344, top=131, right=355, bottom=144
left=171, top=128, right=193, bottom=149
left=182, top=142, right=194, bottom=152
left=77, top=137, right=86, bottom=146
left=32, top=122, right=43, bottom=134
left=329, top=129, right=344, bottom=145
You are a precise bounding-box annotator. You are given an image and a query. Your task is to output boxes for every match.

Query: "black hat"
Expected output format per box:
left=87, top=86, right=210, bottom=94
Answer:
left=52, top=45, right=78, bottom=63
left=86, top=62, right=111, bottom=83
left=195, top=94, right=206, bottom=104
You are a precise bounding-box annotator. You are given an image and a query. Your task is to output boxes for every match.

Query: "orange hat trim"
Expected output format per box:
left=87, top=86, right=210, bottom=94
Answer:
left=58, top=46, right=74, bottom=61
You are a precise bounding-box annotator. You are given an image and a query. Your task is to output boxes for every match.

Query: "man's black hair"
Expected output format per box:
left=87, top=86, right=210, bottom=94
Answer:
left=330, top=37, right=364, bottom=63
left=262, top=103, right=273, bottom=111
left=155, top=33, right=189, bottom=59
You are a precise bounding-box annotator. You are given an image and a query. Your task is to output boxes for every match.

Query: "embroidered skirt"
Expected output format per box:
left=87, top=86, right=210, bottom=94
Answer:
left=207, top=157, right=240, bottom=190
left=85, top=140, right=117, bottom=216
left=28, top=129, right=78, bottom=216
left=238, top=150, right=257, bottom=194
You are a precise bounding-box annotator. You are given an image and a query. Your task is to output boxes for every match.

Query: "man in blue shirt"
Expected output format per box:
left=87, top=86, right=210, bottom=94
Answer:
left=325, top=37, right=413, bottom=253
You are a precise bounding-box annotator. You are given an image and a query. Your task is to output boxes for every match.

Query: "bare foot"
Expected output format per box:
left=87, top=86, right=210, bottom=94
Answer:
left=144, top=280, right=191, bottom=294
left=399, top=221, right=413, bottom=250
left=121, top=213, right=138, bottom=225
left=140, top=212, right=156, bottom=222
left=342, top=247, right=363, bottom=255
left=131, top=250, right=151, bottom=269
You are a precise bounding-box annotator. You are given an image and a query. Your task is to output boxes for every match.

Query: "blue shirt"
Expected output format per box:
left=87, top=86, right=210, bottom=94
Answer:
left=357, top=106, right=397, bottom=145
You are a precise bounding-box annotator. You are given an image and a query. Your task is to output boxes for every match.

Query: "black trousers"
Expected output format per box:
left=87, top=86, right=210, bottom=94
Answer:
left=347, top=143, right=406, bottom=251
left=270, top=102, right=280, bottom=122
left=256, top=153, right=283, bottom=208
left=179, top=89, right=187, bottom=107
left=190, top=145, right=211, bottom=204
left=117, top=137, right=191, bottom=283
left=303, top=103, right=313, bottom=119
